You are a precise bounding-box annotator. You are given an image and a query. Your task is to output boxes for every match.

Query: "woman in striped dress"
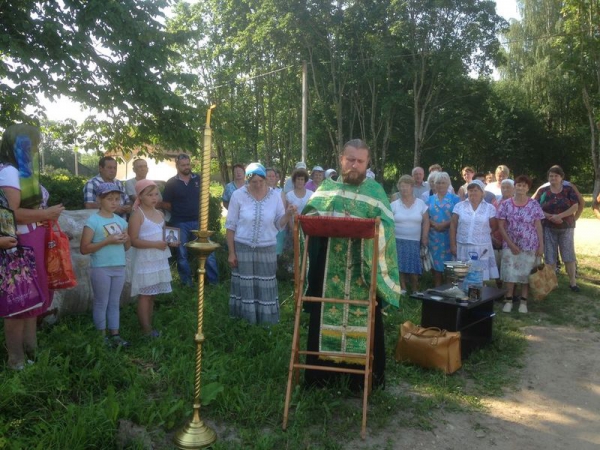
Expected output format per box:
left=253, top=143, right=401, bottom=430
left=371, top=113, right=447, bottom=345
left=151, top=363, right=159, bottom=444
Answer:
left=226, top=163, right=296, bottom=325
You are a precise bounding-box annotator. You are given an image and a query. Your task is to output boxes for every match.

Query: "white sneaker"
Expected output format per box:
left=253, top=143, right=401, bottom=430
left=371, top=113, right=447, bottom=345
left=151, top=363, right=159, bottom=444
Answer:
left=518, top=300, right=528, bottom=314
left=502, top=301, right=513, bottom=313
left=400, top=289, right=407, bottom=296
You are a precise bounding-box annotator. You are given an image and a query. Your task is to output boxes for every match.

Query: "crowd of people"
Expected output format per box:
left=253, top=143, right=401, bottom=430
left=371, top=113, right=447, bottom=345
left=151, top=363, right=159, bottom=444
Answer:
left=0, top=123, right=591, bottom=378
left=0, top=136, right=217, bottom=368
left=222, top=158, right=587, bottom=329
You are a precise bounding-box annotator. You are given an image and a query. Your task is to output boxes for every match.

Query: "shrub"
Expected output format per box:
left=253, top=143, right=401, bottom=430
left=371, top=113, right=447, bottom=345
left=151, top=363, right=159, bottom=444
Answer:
left=39, top=174, right=224, bottom=231
left=40, top=174, right=87, bottom=210
left=208, top=193, right=222, bottom=236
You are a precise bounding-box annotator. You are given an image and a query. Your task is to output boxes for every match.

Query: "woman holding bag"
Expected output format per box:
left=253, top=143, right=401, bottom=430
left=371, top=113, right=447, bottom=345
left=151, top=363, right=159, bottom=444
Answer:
left=497, top=175, right=545, bottom=313
left=534, top=165, right=580, bottom=292
left=0, top=124, right=64, bottom=370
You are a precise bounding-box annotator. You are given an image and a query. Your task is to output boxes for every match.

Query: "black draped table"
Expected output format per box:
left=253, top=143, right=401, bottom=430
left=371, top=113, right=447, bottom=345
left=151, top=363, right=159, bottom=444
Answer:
left=410, top=285, right=506, bottom=359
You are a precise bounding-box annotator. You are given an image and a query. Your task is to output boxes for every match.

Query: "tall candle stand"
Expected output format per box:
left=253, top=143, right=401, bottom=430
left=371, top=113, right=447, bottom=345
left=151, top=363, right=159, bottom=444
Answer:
left=173, top=105, right=219, bottom=449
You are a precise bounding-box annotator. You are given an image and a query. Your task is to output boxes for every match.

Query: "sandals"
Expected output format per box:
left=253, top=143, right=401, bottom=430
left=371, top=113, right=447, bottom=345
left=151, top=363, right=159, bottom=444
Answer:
left=105, top=334, right=130, bottom=348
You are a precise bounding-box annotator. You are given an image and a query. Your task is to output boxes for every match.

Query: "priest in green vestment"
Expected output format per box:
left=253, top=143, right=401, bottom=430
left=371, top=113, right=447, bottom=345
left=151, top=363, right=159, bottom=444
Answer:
left=302, top=139, right=401, bottom=389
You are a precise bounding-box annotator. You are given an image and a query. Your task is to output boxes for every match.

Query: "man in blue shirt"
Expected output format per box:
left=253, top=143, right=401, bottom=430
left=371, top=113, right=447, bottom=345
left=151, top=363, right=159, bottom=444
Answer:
left=161, top=154, right=218, bottom=286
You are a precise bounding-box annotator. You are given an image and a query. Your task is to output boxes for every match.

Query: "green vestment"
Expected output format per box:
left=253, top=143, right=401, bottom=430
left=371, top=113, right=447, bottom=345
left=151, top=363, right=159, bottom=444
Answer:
left=302, top=178, right=401, bottom=362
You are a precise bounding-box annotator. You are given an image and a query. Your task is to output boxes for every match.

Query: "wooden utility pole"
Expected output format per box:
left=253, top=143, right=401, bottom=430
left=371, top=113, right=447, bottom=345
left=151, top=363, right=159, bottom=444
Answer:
left=302, top=61, right=307, bottom=162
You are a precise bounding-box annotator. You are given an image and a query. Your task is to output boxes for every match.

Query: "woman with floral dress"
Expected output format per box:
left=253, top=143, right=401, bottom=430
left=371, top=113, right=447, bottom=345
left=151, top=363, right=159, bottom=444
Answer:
left=497, top=175, right=544, bottom=313
left=424, top=172, right=460, bottom=286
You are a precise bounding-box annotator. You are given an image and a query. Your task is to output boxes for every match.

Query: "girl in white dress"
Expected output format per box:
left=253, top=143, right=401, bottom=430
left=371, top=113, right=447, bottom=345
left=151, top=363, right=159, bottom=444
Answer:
left=128, top=180, right=173, bottom=337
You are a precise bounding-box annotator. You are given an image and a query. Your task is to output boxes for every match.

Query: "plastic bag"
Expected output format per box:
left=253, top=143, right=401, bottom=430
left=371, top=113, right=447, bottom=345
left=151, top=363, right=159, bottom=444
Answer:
left=46, top=220, right=77, bottom=290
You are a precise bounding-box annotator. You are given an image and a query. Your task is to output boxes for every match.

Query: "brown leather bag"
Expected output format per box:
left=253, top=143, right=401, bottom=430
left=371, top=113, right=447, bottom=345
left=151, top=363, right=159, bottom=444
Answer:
left=395, top=321, right=462, bottom=374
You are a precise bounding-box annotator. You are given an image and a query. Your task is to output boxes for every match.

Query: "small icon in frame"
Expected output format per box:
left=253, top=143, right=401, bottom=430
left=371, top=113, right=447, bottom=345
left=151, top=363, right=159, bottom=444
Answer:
left=164, top=226, right=180, bottom=245
left=0, top=206, right=17, bottom=238
left=103, top=222, right=123, bottom=236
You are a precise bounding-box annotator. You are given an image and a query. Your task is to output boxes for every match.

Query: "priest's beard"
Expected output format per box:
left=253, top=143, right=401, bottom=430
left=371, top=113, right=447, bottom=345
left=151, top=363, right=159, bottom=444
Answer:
left=342, top=169, right=366, bottom=186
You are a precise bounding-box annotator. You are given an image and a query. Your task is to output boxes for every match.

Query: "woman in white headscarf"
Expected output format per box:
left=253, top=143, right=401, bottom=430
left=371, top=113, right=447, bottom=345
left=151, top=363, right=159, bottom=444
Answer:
left=450, top=179, right=499, bottom=281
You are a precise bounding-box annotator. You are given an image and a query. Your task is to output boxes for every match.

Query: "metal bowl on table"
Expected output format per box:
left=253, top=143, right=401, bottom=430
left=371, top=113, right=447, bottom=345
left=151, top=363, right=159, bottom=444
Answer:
left=443, top=260, right=470, bottom=285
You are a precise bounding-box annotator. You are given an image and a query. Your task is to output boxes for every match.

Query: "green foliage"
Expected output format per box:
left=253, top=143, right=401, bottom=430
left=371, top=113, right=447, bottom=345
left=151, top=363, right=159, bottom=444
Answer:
left=0, top=259, right=599, bottom=447
left=37, top=174, right=224, bottom=231
left=208, top=190, right=223, bottom=237
left=0, top=0, right=199, bottom=152
left=498, top=0, right=598, bottom=191
left=40, top=173, right=87, bottom=210
left=2, top=0, right=598, bottom=193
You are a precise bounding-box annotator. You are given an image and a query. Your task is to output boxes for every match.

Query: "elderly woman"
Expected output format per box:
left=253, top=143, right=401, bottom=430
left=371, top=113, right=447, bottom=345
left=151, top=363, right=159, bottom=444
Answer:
left=305, top=166, right=324, bottom=191
left=419, top=170, right=438, bottom=201
left=324, top=168, right=338, bottom=181
left=222, top=163, right=246, bottom=209
left=457, top=166, right=475, bottom=200
left=492, top=179, right=515, bottom=276
left=498, top=179, right=514, bottom=203
left=450, top=179, right=499, bottom=281
left=282, top=168, right=314, bottom=254
left=0, top=124, right=64, bottom=370
left=391, top=175, right=429, bottom=293
left=226, top=163, right=296, bottom=324
left=283, top=168, right=313, bottom=214
left=485, top=165, right=510, bottom=202
left=534, top=165, right=580, bottom=292
left=424, top=172, right=460, bottom=286
left=497, top=175, right=545, bottom=313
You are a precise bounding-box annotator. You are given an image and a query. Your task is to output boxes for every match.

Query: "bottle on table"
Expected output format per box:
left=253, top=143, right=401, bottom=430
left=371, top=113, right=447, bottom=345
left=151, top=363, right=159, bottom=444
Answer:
left=463, top=252, right=483, bottom=299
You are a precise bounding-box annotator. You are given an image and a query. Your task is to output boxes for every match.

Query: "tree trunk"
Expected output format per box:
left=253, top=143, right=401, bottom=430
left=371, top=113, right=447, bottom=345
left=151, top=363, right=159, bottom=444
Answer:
left=582, top=86, right=600, bottom=200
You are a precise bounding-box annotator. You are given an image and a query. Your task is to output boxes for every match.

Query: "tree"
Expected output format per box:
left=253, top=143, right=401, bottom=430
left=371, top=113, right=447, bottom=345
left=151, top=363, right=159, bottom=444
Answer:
left=168, top=0, right=306, bottom=182
left=499, top=0, right=593, bottom=189
left=389, top=0, right=506, bottom=166
left=560, top=0, right=600, bottom=196
left=0, top=0, right=199, bottom=153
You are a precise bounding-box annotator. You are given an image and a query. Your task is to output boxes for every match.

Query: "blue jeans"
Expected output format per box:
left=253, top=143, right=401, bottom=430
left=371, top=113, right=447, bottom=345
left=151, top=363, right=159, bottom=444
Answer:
left=172, top=220, right=218, bottom=285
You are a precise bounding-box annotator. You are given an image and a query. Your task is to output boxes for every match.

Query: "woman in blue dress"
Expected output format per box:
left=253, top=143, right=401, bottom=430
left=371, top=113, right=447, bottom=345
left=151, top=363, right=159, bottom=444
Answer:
left=424, top=172, right=460, bottom=286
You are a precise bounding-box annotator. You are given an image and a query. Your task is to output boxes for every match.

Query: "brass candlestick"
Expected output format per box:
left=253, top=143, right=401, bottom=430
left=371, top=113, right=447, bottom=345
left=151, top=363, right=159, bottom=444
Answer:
left=173, top=105, right=219, bottom=449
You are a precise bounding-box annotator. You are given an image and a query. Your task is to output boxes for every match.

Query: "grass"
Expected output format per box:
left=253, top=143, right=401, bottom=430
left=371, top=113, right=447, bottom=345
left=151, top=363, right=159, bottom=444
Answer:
left=1, top=251, right=599, bottom=449
left=578, top=194, right=598, bottom=219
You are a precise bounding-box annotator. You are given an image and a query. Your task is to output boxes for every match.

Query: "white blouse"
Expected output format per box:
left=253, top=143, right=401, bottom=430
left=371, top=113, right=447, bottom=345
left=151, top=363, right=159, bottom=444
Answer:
left=391, top=197, right=428, bottom=241
left=285, top=188, right=313, bottom=214
left=453, top=200, right=496, bottom=245
left=225, top=186, right=285, bottom=248
left=484, top=183, right=502, bottom=202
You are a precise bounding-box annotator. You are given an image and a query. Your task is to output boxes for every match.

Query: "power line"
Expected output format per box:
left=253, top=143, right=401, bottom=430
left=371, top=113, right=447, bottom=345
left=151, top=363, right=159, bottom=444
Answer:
left=206, top=64, right=296, bottom=90
left=201, top=31, right=581, bottom=90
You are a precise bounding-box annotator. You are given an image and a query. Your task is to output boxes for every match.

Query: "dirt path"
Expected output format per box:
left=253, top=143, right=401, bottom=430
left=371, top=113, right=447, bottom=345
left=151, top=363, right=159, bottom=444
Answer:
left=575, top=218, right=600, bottom=257
left=347, top=219, right=600, bottom=449
left=347, top=326, right=600, bottom=449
